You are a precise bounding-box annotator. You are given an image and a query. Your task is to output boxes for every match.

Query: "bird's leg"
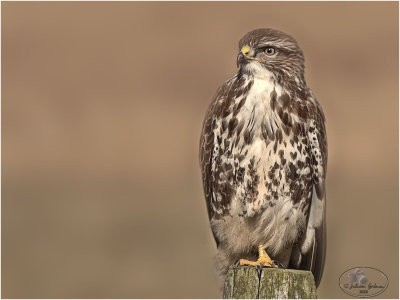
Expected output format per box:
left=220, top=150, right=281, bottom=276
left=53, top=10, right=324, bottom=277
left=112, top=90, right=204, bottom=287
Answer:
left=239, top=245, right=278, bottom=268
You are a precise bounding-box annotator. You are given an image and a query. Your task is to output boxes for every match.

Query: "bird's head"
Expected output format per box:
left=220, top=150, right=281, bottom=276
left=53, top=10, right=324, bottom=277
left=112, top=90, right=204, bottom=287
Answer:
left=237, top=28, right=305, bottom=80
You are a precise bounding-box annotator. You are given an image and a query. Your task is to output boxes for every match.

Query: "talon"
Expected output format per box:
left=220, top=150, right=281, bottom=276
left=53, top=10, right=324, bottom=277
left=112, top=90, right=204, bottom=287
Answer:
left=234, top=260, right=240, bottom=268
left=256, top=265, right=262, bottom=278
left=275, top=260, right=285, bottom=269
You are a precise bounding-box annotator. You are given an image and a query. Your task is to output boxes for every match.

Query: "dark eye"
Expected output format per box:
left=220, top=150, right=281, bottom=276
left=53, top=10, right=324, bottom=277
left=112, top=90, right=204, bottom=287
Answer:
left=264, top=47, right=276, bottom=56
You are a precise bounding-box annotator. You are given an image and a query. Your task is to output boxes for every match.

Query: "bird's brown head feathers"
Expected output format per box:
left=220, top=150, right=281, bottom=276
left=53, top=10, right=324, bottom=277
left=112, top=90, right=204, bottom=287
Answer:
left=237, top=28, right=305, bottom=81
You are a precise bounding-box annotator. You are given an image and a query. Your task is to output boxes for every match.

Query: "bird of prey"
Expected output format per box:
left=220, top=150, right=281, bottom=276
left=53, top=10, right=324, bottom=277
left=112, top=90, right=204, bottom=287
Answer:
left=199, top=28, right=327, bottom=288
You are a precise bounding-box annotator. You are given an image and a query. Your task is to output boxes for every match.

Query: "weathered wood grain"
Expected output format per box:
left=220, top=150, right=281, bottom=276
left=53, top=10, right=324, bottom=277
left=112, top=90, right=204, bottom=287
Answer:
left=223, top=266, right=317, bottom=299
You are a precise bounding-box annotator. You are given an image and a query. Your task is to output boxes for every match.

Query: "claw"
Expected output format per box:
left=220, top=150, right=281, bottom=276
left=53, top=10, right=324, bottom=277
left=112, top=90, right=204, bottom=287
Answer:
left=234, top=260, right=241, bottom=268
left=256, top=265, right=262, bottom=278
left=275, top=260, right=285, bottom=269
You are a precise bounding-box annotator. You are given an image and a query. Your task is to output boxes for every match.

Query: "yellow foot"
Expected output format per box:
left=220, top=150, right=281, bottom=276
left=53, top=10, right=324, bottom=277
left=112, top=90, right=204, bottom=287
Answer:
left=239, top=245, right=278, bottom=268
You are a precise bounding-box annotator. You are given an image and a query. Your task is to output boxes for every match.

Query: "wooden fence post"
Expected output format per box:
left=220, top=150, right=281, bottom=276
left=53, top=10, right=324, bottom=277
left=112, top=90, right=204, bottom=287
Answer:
left=223, top=266, right=317, bottom=299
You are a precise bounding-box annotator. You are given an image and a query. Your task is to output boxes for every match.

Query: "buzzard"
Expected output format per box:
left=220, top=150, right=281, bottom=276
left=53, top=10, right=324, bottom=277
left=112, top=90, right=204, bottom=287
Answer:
left=199, top=28, right=327, bottom=288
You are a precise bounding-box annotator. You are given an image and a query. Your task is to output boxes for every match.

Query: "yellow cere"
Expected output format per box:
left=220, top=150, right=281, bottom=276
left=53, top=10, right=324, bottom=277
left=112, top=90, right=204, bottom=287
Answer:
left=241, top=45, right=250, bottom=56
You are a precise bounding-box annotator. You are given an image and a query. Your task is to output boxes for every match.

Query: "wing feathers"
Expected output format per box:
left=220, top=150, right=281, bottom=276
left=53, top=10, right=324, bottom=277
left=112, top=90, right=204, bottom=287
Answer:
left=199, top=75, right=238, bottom=246
left=295, top=96, right=327, bottom=288
left=298, top=185, right=326, bottom=287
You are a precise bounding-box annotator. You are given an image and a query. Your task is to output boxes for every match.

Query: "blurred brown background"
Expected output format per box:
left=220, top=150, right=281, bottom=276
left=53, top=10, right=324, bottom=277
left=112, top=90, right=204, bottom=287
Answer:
left=2, top=1, right=398, bottom=298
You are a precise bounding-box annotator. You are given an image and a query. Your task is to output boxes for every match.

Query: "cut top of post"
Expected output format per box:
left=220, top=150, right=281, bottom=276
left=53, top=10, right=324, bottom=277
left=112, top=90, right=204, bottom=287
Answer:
left=223, top=266, right=317, bottom=299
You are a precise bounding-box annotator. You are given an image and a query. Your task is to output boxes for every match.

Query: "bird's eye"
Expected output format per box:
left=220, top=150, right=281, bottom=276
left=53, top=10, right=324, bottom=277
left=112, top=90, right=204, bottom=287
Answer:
left=264, top=47, right=276, bottom=56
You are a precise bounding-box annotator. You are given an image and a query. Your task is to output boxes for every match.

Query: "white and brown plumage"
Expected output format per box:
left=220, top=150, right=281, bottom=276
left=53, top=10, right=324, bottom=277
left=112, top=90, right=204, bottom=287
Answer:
left=199, top=28, right=327, bottom=288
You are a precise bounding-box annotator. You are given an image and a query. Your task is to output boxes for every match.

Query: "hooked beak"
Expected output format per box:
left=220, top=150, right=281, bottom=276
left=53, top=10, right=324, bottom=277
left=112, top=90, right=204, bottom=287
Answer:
left=237, top=52, right=247, bottom=68
left=237, top=45, right=252, bottom=68
left=237, top=45, right=253, bottom=68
